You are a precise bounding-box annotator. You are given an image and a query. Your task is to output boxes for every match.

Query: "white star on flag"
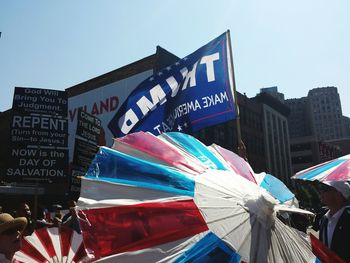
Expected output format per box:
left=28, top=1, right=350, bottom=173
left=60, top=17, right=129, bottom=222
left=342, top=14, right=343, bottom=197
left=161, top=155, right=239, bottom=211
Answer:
left=158, top=71, right=163, bottom=76
left=166, top=66, right=172, bottom=71
left=177, top=125, right=182, bottom=131
left=175, top=62, right=180, bottom=66
left=183, top=122, right=188, bottom=128
left=149, top=77, right=154, bottom=82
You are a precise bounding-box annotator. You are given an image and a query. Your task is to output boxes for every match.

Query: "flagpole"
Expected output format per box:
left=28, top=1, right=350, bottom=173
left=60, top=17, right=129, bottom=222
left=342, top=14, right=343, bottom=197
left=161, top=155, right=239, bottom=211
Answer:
left=226, top=30, right=246, bottom=159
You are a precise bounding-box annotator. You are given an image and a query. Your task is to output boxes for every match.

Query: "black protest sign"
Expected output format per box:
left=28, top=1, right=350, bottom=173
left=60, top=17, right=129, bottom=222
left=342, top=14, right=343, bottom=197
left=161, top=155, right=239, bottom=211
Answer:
left=70, top=138, right=98, bottom=194
left=70, top=169, right=85, bottom=193
left=6, top=87, right=69, bottom=183
left=70, top=111, right=101, bottom=194
left=12, top=87, right=67, bottom=116
left=73, top=138, right=98, bottom=170
left=6, top=147, right=68, bottom=183
left=10, top=114, right=68, bottom=147
left=76, top=109, right=101, bottom=143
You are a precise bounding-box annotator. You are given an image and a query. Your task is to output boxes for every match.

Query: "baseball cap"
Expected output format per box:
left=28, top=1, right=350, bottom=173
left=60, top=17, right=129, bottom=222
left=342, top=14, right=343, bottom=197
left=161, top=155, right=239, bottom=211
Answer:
left=324, top=181, right=350, bottom=199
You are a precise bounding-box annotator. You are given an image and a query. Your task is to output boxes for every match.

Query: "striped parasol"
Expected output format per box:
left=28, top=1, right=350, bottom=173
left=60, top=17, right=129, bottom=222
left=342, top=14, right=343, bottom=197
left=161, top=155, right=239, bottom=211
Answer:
left=77, top=132, right=317, bottom=262
left=292, top=154, right=350, bottom=182
left=13, top=227, right=89, bottom=263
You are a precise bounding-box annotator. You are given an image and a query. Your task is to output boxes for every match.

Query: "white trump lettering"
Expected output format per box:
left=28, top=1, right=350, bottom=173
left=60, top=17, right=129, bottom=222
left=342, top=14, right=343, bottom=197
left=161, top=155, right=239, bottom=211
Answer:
left=182, top=62, right=198, bottom=91
left=118, top=109, right=139, bottom=134
left=168, top=68, right=188, bottom=97
left=137, top=84, right=167, bottom=115
left=200, top=53, right=220, bottom=82
left=118, top=52, right=221, bottom=135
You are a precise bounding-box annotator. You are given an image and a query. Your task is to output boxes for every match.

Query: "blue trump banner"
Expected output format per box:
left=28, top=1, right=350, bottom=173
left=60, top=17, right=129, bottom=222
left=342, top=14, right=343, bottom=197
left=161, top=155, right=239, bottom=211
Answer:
left=108, top=31, right=237, bottom=137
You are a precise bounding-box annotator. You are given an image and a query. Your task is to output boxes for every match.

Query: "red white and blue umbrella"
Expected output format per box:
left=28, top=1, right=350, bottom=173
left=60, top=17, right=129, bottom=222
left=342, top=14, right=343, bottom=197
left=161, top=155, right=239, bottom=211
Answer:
left=208, top=143, right=297, bottom=206
left=13, top=227, right=89, bottom=263
left=77, top=132, right=317, bottom=262
left=292, top=154, right=350, bottom=182
left=114, top=132, right=295, bottom=205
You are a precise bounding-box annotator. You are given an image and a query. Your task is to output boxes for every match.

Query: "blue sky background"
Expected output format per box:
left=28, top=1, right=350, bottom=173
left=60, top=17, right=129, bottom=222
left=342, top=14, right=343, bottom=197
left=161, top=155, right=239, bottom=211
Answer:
left=1, top=1, right=349, bottom=116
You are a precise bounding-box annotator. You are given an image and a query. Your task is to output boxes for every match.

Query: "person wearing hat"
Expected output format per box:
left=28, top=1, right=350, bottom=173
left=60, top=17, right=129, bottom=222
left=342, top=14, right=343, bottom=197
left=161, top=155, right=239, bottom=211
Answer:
left=317, top=181, right=350, bottom=262
left=0, top=213, right=27, bottom=262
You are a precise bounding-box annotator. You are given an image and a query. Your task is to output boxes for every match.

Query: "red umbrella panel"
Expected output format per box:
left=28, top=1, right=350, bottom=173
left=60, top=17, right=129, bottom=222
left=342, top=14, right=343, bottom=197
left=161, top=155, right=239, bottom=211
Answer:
left=13, top=227, right=89, bottom=263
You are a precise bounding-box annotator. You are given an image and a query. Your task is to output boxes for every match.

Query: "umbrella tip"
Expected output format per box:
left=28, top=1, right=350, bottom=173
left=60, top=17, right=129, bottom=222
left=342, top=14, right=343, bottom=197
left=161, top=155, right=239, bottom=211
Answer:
left=244, top=192, right=277, bottom=228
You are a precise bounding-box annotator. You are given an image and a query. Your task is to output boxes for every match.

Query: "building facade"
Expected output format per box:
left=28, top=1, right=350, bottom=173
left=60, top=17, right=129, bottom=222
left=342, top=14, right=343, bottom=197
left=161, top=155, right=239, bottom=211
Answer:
left=259, top=86, right=285, bottom=102
left=308, top=87, right=344, bottom=140
left=342, top=116, right=350, bottom=138
left=253, top=93, right=293, bottom=186
left=289, top=136, right=343, bottom=173
left=290, top=136, right=320, bottom=173
left=286, top=86, right=347, bottom=173
left=285, top=97, right=314, bottom=138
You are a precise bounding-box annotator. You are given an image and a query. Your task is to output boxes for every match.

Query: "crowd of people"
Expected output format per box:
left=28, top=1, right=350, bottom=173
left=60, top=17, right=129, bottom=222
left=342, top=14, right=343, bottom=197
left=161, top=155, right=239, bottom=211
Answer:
left=0, top=200, right=80, bottom=262
left=1, top=181, right=350, bottom=262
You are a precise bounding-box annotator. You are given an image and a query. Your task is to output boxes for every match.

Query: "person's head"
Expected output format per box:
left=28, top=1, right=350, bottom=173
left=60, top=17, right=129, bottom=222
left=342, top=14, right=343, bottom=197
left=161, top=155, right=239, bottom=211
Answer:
left=0, top=213, right=27, bottom=259
left=51, top=204, right=62, bottom=213
left=317, top=181, right=350, bottom=213
left=16, top=203, right=31, bottom=219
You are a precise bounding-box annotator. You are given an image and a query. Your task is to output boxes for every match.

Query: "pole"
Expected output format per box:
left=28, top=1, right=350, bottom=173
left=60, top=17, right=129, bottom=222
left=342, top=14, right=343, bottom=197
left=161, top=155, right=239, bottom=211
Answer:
left=33, top=181, right=38, bottom=229
left=226, top=30, right=245, bottom=158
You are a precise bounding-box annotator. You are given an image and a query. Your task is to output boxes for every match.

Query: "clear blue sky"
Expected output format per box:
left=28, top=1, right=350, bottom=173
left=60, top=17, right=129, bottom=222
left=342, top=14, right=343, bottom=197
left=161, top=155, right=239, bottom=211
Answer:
left=1, top=1, right=350, bottom=116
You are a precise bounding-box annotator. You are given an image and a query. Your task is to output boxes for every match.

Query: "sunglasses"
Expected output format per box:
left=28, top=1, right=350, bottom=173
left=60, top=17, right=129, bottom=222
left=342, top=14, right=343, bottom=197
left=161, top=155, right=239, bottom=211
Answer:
left=1, top=227, right=22, bottom=236
left=316, top=184, right=333, bottom=192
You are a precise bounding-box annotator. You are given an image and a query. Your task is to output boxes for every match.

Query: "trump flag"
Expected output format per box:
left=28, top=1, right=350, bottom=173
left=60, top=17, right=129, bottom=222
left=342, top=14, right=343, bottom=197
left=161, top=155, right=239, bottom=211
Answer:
left=108, top=31, right=237, bottom=137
